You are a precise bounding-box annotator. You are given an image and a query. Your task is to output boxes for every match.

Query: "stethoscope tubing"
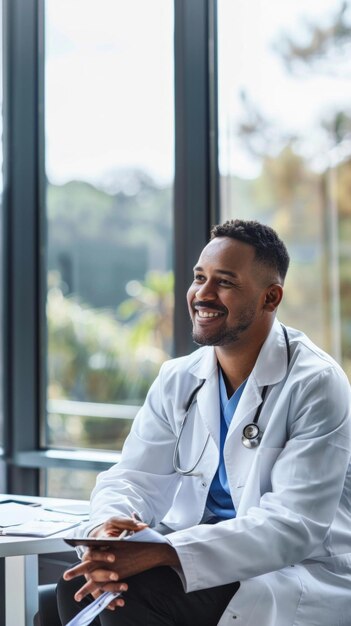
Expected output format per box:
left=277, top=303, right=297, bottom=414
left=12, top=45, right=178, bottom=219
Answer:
left=172, top=380, right=208, bottom=476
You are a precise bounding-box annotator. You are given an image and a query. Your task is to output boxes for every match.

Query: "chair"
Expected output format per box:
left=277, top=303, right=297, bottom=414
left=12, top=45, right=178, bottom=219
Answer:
left=33, top=584, right=61, bottom=626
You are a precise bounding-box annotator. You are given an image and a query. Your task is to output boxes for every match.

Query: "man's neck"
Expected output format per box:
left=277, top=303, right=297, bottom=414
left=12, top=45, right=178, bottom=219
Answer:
left=214, top=333, right=268, bottom=395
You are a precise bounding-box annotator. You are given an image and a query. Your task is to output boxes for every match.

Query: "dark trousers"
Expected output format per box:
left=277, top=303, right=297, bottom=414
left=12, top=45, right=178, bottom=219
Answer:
left=56, top=566, right=239, bottom=626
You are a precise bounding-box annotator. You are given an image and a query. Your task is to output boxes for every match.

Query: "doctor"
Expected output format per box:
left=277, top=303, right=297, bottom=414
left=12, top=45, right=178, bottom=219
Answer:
left=58, top=219, right=351, bottom=626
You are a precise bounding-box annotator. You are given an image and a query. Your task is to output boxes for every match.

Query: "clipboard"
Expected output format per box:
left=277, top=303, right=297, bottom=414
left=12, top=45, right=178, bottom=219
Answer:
left=65, top=526, right=169, bottom=547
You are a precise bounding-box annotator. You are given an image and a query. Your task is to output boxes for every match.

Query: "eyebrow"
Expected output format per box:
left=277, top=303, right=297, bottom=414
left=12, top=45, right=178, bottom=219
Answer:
left=193, top=266, right=239, bottom=278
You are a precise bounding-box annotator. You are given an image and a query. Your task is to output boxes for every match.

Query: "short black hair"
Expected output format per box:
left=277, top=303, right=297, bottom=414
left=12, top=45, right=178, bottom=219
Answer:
left=210, top=219, right=290, bottom=282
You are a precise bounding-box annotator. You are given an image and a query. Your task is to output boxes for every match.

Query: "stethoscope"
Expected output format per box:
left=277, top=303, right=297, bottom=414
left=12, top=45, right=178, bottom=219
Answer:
left=173, top=325, right=291, bottom=476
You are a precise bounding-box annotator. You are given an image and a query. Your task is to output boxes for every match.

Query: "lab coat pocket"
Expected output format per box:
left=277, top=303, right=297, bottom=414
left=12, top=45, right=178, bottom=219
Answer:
left=235, top=447, right=283, bottom=513
left=218, top=567, right=303, bottom=626
left=236, top=447, right=283, bottom=488
left=291, top=560, right=351, bottom=626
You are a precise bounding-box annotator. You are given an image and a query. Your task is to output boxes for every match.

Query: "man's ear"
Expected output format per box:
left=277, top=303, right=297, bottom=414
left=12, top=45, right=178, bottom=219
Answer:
left=263, top=284, right=283, bottom=312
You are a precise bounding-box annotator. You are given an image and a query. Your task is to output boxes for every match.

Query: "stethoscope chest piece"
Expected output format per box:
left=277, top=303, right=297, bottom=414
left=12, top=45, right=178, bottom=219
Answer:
left=241, top=324, right=291, bottom=450
left=241, top=423, right=262, bottom=449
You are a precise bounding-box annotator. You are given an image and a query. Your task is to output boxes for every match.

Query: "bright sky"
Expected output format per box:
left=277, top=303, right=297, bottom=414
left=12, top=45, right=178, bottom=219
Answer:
left=218, top=0, right=351, bottom=178
left=45, top=0, right=351, bottom=186
left=45, top=0, right=174, bottom=187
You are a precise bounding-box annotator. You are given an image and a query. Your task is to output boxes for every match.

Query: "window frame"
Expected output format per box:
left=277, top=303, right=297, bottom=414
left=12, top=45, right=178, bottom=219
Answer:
left=2, top=0, right=219, bottom=495
left=2, top=0, right=45, bottom=494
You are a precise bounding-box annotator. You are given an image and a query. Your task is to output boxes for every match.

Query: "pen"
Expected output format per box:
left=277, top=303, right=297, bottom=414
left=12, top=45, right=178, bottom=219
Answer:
left=117, top=528, right=129, bottom=540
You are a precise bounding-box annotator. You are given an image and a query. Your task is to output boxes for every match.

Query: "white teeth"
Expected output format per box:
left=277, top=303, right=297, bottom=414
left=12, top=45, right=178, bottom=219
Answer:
left=197, top=310, right=222, bottom=318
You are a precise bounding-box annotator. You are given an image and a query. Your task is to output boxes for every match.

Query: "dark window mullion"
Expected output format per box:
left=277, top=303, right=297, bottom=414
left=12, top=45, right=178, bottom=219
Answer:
left=2, top=0, right=45, bottom=494
left=173, top=0, right=219, bottom=357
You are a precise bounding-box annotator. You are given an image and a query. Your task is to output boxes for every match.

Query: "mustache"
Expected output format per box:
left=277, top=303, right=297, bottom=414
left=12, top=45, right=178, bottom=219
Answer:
left=193, top=301, right=227, bottom=314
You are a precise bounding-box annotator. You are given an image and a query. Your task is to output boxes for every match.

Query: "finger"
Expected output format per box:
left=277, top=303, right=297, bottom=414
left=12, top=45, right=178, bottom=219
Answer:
left=74, top=578, right=98, bottom=602
left=95, top=582, right=128, bottom=595
left=74, top=579, right=128, bottom=602
left=63, top=561, right=95, bottom=580
left=84, top=549, right=116, bottom=564
left=103, top=517, right=147, bottom=536
left=84, top=567, right=119, bottom=584
left=91, top=589, right=103, bottom=600
left=89, top=585, right=127, bottom=607
left=107, top=597, right=126, bottom=611
left=106, top=516, right=146, bottom=528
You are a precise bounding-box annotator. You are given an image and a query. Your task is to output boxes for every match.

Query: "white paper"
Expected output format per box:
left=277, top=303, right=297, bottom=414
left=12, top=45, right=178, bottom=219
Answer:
left=0, top=502, right=40, bottom=527
left=43, top=503, right=90, bottom=516
left=0, top=519, right=80, bottom=537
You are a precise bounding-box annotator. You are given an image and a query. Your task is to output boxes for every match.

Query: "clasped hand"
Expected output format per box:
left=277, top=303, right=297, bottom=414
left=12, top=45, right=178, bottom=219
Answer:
left=63, top=516, right=178, bottom=611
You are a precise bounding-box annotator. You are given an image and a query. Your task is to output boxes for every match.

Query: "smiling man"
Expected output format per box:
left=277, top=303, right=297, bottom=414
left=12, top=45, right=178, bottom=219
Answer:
left=57, top=220, right=351, bottom=626
left=187, top=224, right=287, bottom=395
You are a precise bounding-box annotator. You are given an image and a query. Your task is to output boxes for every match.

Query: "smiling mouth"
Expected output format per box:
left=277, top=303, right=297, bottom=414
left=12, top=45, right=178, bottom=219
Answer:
left=195, top=309, right=225, bottom=319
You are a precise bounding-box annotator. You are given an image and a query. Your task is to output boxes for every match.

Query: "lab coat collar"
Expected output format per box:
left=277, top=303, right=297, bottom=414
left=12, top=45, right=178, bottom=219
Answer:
left=251, top=318, right=289, bottom=387
left=188, top=345, right=218, bottom=381
left=188, top=318, right=288, bottom=387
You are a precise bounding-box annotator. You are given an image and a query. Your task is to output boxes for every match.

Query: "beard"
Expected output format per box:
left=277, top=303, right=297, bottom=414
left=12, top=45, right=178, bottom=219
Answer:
left=192, top=306, right=256, bottom=347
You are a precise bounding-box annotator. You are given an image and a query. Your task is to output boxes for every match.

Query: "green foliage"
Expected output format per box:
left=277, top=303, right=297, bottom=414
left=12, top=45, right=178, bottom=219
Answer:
left=47, top=170, right=172, bottom=248
left=47, top=265, right=174, bottom=450
left=47, top=284, right=168, bottom=405
left=117, top=270, right=174, bottom=355
left=46, top=170, right=175, bottom=450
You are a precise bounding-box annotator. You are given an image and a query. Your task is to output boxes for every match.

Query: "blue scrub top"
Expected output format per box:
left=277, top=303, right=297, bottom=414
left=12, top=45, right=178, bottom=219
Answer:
left=205, top=369, right=247, bottom=522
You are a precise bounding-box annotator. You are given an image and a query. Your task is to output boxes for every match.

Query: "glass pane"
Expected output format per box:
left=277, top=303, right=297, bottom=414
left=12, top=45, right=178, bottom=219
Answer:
left=218, top=0, right=351, bottom=375
left=45, top=0, right=174, bottom=454
left=45, top=468, right=99, bottom=500
left=0, top=0, right=3, bottom=456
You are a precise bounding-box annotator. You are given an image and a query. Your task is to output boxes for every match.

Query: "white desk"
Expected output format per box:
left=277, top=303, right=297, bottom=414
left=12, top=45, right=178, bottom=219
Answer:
left=0, top=494, right=88, bottom=626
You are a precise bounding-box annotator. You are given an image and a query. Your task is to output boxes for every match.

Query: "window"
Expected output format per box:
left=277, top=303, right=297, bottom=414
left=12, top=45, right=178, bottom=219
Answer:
left=0, top=0, right=3, bottom=477
left=44, top=0, right=174, bottom=470
left=46, top=467, right=99, bottom=500
left=218, top=0, right=351, bottom=376
left=0, top=1, right=237, bottom=496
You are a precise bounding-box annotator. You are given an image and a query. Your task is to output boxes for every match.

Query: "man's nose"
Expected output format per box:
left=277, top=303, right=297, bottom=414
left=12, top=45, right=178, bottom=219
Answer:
left=194, top=280, right=216, bottom=300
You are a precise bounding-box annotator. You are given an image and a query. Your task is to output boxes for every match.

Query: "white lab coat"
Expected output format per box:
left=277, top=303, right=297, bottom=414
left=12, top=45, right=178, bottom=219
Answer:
left=84, top=320, right=351, bottom=625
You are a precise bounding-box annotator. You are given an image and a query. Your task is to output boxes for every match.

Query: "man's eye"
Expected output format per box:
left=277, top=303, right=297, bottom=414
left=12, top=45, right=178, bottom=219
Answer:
left=219, top=279, right=232, bottom=286
left=194, top=274, right=205, bottom=282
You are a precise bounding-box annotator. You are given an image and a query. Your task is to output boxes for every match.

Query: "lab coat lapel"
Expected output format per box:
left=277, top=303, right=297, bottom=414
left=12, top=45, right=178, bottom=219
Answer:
left=227, top=319, right=289, bottom=438
left=226, top=378, right=262, bottom=437
left=189, top=347, right=220, bottom=450
left=224, top=321, right=289, bottom=501
left=195, top=373, right=221, bottom=450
